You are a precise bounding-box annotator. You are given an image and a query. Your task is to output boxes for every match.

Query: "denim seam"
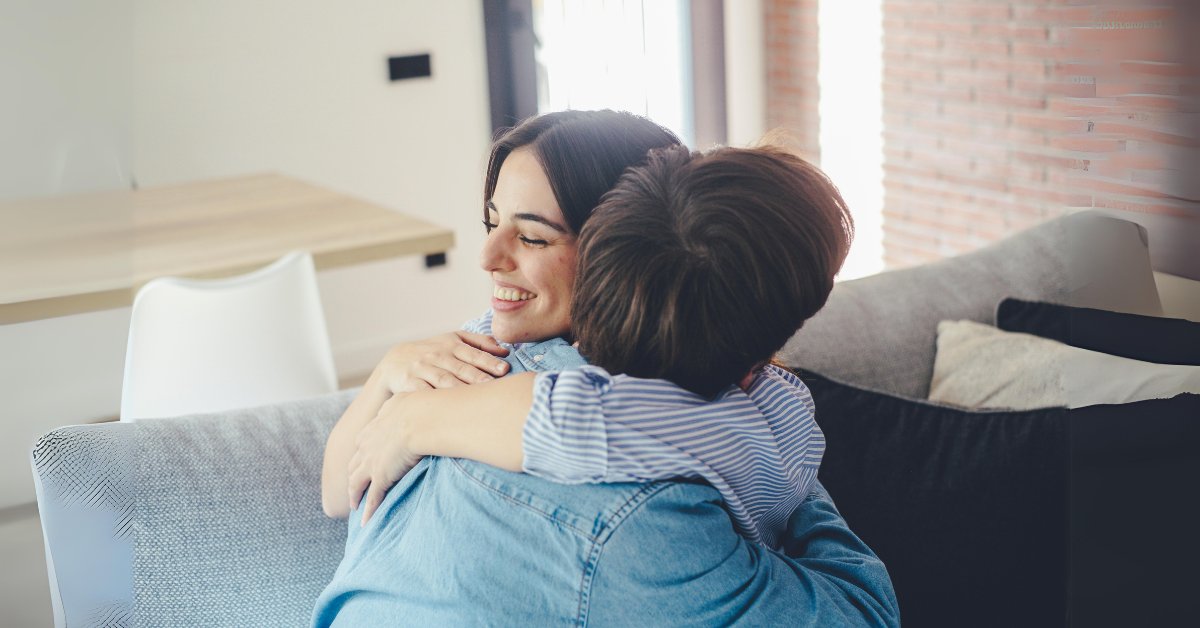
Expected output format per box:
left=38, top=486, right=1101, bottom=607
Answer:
left=575, top=480, right=673, bottom=625
left=448, top=458, right=596, bottom=540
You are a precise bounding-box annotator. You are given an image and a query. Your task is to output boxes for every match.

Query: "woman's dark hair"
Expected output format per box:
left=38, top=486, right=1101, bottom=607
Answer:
left=572, top=145, right=854, bottom=398
left=484, top=110, right=682, bottom=234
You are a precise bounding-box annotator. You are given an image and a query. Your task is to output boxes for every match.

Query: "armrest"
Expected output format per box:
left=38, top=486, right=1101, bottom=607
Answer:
left=31, top=389, right=355, bottom=628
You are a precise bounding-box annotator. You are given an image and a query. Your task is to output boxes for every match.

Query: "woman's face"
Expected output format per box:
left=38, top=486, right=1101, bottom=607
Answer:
left=480, top=148, right=578, bottom=344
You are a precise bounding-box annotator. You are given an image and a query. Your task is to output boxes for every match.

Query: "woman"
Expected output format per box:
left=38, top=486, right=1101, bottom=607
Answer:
left=316, top=110, right=898, bottom=626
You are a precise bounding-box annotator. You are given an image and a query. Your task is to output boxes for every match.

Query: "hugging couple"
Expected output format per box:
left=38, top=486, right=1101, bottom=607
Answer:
left=314, top=110, right=898, bottom=626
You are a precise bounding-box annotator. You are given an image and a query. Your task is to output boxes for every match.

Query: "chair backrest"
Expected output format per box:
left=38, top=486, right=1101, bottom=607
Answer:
left=120, top=251, right=337, bottom=420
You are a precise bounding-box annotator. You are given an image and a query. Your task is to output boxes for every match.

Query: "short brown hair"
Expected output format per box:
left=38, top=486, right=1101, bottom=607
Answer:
left=571, top=145, right=853, bottom=397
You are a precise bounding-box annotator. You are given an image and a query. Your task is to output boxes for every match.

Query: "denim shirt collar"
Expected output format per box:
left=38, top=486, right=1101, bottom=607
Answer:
left=501, top=337, right=588, bottom=374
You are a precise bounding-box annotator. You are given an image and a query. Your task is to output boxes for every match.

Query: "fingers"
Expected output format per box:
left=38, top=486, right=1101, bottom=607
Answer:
left=347, top=454, right=369, bottom=513
left=408, top=363, right=467, bottom=389
left=361, top=483, right=385, bottom=527
left=456, top=331, right=510, bottom=357
left=451, top=344, right=509, bottom=381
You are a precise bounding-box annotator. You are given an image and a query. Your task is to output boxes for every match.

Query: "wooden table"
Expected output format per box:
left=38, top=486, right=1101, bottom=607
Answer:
left=0, top=173, right=454, bottom=324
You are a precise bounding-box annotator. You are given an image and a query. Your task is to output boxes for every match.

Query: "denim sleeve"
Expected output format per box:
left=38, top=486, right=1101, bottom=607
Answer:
left=587, top=480, right=899, bottom=627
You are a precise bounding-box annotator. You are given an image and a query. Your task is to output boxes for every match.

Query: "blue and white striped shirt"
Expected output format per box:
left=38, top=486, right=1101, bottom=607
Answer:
left=465, top=310, right=824, bottom=549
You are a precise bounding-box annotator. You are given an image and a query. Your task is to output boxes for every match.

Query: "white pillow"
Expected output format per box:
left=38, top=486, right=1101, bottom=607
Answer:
left=928, top=319, right=1200, bottom=410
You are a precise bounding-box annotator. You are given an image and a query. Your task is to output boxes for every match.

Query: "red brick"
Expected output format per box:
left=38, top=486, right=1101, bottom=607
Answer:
left=1033, top=79, right=1098, bottom=98
left=1012, top=6, right=1096, bottom=27
left=1117, top=94, right=1190, bottom=112
left=1012, top=41, right=1065, bottom=60
left=1095, top=81, right=1181, bottom=98
left=941, top=37, right=1010, bottom=58
left=1014, top=150, right=1093, bottom=171
left=1048, top=97, right=1120, bottom=117
left=1119, top=61, right=1200, bottom=78
left=975, top=90, right=1048, bottom=111
left=891, top=32, right=941, bottom=50
left=1012, top=113, right=1092, bottom=134
left=1050, top=136, right=1127, bottom=152
left=1095, top=8, right=1176, bottom=25
left=977, top=57, right=1051, bottom=79
left=1091, top=122, right=1200, bottom=147
left=1100, top=151, right=1172, bottom=171
left=942, top=3, right=1011, bottom=22
left=1091, top=197, right=1199, bottom=220
left=907, top=18, right=973, bottom=36
left=974, top=23, right=1050, bottom=43
left=1067, top=26, right=1182, bottom=63
left=1085, top=177, right=1174, bottom=199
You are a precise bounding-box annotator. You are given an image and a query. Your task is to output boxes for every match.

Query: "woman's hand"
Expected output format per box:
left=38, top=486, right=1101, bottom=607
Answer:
left=347, top=392, right=430, bottom=526
left=374, top=331, right=511, bottom=393
left=321, top=330, right=512, bottom=519
left=344, top=374, right=539, bottom=525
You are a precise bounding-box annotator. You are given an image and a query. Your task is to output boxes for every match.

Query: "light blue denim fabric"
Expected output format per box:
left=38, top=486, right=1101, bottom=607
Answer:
left=312, top=339, right=898, bottom=626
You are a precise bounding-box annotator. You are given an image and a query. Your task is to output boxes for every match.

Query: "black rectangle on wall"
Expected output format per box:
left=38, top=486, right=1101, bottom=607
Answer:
left=388, top=54, right=432, bottom=81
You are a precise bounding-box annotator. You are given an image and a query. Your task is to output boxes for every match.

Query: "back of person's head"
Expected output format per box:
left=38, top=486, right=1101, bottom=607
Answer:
left=484, top=110, right=683, bottom=234
left=572, top=145, right=854, bottom=398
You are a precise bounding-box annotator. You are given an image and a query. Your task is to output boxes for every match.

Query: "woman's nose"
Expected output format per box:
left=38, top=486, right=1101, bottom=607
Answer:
left=479, top=230, right=514, bottom=273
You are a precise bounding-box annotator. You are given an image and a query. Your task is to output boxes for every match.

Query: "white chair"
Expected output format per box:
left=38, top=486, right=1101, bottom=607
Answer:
left=120, top=251, right=338, bottom=420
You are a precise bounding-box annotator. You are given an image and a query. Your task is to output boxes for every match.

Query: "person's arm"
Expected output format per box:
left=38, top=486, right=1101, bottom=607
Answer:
left=346, top=373, right=538, bottom=524
left=321, top=323, right=510, bottom=518
left=350, top=364, right=821, bottom=548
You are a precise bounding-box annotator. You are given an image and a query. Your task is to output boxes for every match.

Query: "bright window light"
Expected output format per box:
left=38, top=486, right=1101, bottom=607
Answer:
left=534, top=0, right=693, bottom=146
left=818, top=0, right=884, bottom=280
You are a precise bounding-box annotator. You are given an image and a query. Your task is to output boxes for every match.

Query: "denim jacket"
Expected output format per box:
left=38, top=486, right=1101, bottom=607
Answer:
left=312, top=339, right=898, bottom=626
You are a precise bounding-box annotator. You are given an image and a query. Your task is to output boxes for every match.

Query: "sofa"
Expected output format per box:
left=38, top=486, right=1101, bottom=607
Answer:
left=31, top=211, right=1199, bottom=627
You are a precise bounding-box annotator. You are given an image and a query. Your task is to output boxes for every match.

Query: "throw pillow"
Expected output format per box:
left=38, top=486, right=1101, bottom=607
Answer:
left=1068, top=393, right=1200, bottom=626
left=996, top=297, right=1200, bottom=366
left=928, top=320, right=1200, bottom=410
left=798, top=366, right=1200, bottom=627
left=796, top=369, right=1068, bottom=627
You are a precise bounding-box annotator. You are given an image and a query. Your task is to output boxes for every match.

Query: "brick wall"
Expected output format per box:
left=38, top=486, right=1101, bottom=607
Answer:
left=764, top=0, right=1200, bottom=275
left=765, top=0, right=820, bottom=162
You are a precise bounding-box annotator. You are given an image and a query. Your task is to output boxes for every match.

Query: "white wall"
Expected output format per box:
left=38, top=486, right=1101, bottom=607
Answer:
left=1, top=0, right=494, bottom=508
left=0, top=0, right=134, bottom=199
left=132, top=0, right=495, bottom=372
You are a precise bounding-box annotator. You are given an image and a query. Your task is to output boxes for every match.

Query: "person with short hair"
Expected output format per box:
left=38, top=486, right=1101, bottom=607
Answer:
left=317, top=111, right=897, bottom=626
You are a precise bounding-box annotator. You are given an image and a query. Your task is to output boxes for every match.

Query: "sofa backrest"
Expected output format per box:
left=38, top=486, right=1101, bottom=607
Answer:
left=777, top=211, right=1162, bottom=398
left=31, top=389, right=355, bottom=628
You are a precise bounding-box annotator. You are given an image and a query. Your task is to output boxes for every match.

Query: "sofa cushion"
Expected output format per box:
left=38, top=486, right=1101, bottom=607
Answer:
left=996, top=297, right=1200, bottom=366
left=928, top=320, right=1200, bottom=409
left=800, top=365, right=1200, bottom=626
left=795, top=368, right=1068, bottom=627
left=131, top=390, right=354, bottom=627
left=778, top=212, right=1162, bottom=398
left=1068, top=393, right=1200, bottom=627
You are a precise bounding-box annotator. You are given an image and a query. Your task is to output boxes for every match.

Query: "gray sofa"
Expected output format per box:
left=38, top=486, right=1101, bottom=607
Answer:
left=31, top=211, right=1164, bottom=627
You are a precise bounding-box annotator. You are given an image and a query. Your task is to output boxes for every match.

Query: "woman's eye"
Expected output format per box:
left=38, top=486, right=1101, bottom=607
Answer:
left=518, top=235, right=549, bottom=248
left=482, top=219, right=498, bottom=233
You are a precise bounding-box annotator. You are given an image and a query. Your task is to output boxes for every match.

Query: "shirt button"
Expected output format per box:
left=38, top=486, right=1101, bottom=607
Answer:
left=532, top=354, right=544, bottom=362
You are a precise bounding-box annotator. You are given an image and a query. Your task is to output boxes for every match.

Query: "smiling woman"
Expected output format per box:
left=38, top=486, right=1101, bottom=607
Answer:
left=481, top=149, right=578, bottom=344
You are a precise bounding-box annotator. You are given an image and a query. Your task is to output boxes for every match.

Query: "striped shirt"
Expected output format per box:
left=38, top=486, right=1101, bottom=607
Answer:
left=464, top=310, right=824, bottom=549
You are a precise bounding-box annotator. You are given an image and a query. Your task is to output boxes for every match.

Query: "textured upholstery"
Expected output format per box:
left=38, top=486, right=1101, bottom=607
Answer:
left=31, top=390, right=355, bottom=628
left=777, top=211, right=1162, bottom=398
